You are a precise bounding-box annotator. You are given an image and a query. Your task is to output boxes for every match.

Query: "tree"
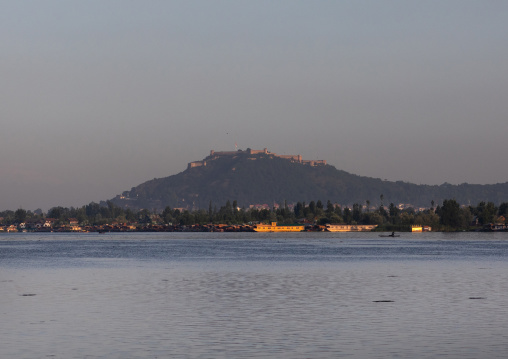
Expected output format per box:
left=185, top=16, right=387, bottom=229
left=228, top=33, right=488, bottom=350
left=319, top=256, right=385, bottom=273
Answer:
left=75, top=207, right=87, bottom=224
left=125, top=209, right=137, bottom=223
left=327, top=213, right=342, bottom=224
left=414, top=211, right=440, bottom=229
left=326, top=200, right=334, bottom=215
left=499, top=202, right=508, bottom=218
left=47, top=207, right=69, bottom=223
left=352, top=203, right=362, bottom=223
left=343, top=207, right=352, bottom=224
left=388, top=203, right=399, bottom=224
left=398, top=212, right=415, bottom=225
left=179, top=211, right=195, bottom=226
left=309, top=201, right=316, bottom=215
left=334, top=205, right=343, bottom=217
left=14, top=208, right=27, bottom=223
left=138, top=209, right=151, bottom=224
left=363, top=212, right=384, bottom=226
left=476, top=201, right=497, bottom=225
left=439, top=199, right=459, bottom=227
left=86, top=202, right=101, bottom=218
left=439, top=199, right=469, bottom=229
left=162, top=206, right=174, bottom=224
left=294, top=202, right=304, bottom=218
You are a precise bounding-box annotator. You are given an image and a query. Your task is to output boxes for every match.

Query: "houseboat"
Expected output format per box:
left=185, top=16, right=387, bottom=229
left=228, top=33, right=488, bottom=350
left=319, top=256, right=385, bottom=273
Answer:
left=253, top=222, right=305, bottom=232
left=325, top=224, right=378, bottom=232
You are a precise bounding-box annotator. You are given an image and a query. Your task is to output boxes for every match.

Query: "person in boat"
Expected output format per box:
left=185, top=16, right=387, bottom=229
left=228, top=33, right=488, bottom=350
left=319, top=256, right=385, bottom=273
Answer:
left=389, top=231, right=395, bottom=237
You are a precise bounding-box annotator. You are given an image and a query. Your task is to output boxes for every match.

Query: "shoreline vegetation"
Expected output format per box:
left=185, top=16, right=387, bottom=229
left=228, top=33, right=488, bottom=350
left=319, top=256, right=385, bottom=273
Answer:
left=1, top=199, right=507, bottom=233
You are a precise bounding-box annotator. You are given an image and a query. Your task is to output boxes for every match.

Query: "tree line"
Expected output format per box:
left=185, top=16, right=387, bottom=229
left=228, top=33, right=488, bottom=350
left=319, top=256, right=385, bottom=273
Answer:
left=2, top=199, right=508, bottom=231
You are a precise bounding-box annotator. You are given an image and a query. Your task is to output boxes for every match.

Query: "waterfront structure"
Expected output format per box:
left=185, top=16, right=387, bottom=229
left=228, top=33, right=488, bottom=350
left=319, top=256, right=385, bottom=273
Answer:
left=412, top=225, right=423, bottom=232
left=253, top=222, right=305, bottom=232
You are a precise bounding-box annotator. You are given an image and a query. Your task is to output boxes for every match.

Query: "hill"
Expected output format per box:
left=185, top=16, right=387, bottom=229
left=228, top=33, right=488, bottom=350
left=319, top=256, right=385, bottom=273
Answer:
left=110, top=149, right=508, bottom=211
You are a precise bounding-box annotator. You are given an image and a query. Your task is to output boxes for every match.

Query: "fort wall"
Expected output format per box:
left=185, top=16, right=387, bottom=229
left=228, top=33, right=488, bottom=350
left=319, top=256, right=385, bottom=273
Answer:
left=189, top=148, right=326, bottom=169
left=247, top=148, right=269, bottom=155
left=188, top=161, right=206, bottom=169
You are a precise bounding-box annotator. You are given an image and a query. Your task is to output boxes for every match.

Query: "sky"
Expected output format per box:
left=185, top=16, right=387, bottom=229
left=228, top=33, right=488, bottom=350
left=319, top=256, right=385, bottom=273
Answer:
left=1, top=1, right=507, bottom=211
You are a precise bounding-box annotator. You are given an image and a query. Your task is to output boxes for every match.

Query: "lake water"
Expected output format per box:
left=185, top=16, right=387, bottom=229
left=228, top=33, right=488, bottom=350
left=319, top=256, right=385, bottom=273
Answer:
left=2, top=232, right=508, bottom=358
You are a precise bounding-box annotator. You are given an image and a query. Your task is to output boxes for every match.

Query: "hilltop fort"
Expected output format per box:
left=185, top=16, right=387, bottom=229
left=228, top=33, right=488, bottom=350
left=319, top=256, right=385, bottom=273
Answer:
left=110, top=147, right=508, bottom=211
left=188, top=148, right=326, bottom=169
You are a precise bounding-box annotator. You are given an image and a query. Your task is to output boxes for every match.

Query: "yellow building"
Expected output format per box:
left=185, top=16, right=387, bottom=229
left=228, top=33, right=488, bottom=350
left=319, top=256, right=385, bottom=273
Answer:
left=411, top=225, right=423, bottom=232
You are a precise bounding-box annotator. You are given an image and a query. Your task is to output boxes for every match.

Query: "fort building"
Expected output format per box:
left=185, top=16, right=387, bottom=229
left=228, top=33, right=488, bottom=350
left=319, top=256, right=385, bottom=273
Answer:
left=188, top=148, right=326, bottom=169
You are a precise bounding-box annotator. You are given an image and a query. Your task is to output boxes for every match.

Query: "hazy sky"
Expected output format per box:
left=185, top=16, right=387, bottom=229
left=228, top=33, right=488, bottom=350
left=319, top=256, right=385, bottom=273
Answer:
left=1, top=1, right=507, bottom=211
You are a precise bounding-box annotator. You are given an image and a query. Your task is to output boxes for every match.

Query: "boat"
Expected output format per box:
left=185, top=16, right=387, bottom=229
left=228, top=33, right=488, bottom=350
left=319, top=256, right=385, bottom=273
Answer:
left=325, top=224, right=378, bottom=232
left=253, top=222, right=304, bottom=232
left=378, top=232, right=400, bottom=237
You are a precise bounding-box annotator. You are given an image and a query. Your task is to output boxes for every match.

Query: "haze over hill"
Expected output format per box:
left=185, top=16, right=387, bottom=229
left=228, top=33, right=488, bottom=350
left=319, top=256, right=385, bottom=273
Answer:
left=110, top=149, right=508, bottom=211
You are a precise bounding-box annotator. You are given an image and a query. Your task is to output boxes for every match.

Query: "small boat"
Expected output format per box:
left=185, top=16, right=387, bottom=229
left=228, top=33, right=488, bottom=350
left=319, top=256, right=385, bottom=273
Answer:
left=378, top=232, right=400, bottom=238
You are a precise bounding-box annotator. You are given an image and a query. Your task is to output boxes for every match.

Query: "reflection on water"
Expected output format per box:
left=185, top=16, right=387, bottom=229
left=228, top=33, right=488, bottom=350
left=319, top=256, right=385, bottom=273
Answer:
left=1, top=232, right=508, bottom=358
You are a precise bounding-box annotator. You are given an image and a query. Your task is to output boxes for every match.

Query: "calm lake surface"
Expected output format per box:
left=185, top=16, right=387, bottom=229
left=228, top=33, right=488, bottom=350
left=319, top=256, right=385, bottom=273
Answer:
left=2, top=232, right=508, bottom=358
